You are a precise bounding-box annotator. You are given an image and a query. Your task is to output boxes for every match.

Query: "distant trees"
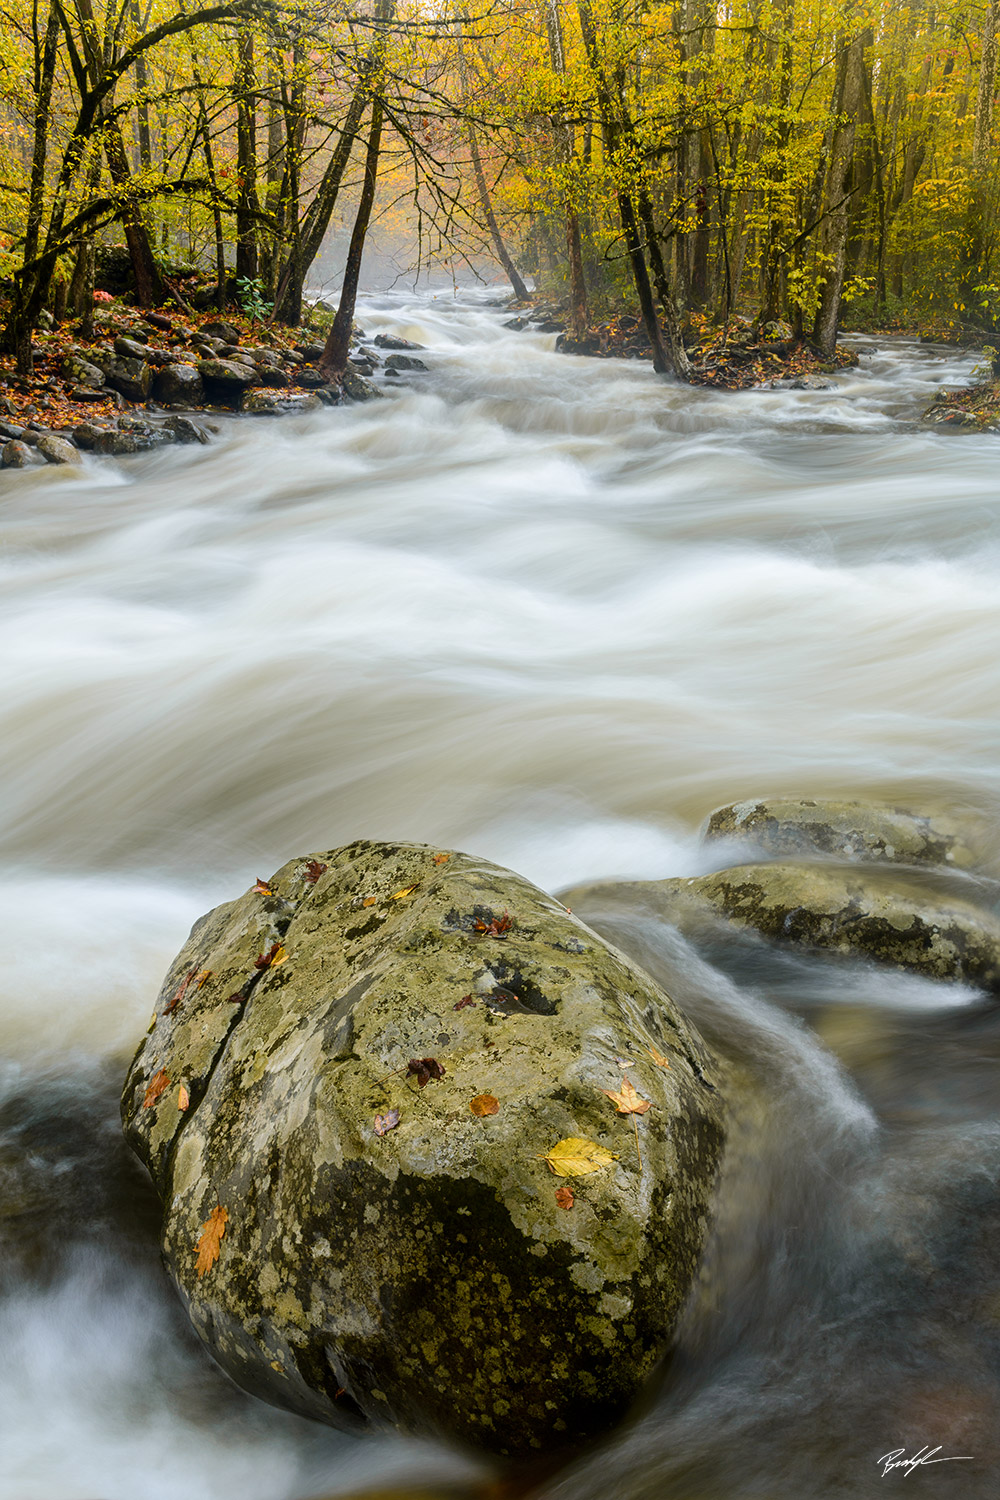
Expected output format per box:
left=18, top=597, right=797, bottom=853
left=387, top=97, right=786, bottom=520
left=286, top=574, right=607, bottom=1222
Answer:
left=0, top=0, right=998, bottom=378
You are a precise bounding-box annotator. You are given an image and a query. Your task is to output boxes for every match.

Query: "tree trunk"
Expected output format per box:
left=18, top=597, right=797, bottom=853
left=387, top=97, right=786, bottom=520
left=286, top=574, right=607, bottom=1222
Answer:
left=543, top=0, right=587, bottom=331
left=468, top=119, right=530, bottom=300
left=235, top=27, right=259, bottom=281
left=102, top=118, right=165, bottom=306
left=319, top=98, right=384, bottom=379
left=5, top=0, right=60, bottom=371
left=974, top=0, right=999, bottom=172
left=812, top=29, right=869, bottom=356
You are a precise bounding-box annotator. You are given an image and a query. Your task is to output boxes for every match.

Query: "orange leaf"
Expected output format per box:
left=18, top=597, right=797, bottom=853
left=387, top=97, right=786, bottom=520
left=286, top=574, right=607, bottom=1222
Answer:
left=470, top=1093, right=499, bottom=1117
left=646, top=1046, right=671, bottom=1069
left=177, top=1084, right=190, bottom=1111
left=196, top=968, right=212, bottom=989
left=143, top=1069, right=170, bottom=1109
left=601, top=1077, right=652, bottom=1115
left=362, top=896, right=377, bottom=907
left=195, top=1205, right=228, bottom=1278
left=432, top=852, right=450, bottom=865
left=555, top=1187, right=575, bottom=1209
left=163, top=967, right=198, bottom=1015
left=254, top=878, right=273, bottom=895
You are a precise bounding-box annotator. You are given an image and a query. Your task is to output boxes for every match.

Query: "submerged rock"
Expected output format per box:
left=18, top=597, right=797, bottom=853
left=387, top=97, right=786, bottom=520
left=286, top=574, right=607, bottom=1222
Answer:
left=121, top=840, right=724, bottom=1458
left=703, top=798, right=978, bottom=869
left=561, top=862, right=1000, bottom=990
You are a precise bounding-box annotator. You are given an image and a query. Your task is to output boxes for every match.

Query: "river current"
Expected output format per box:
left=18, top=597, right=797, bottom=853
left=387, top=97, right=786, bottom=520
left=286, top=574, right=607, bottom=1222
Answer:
left=2, top=291, right=999, bottom=1498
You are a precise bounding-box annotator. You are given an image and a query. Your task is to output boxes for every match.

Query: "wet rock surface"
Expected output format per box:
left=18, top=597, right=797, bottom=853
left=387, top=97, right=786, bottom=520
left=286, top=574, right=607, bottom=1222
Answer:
left=704, top=798, right=978, bottom=869
left=121, top=840, right=724, bottom=1459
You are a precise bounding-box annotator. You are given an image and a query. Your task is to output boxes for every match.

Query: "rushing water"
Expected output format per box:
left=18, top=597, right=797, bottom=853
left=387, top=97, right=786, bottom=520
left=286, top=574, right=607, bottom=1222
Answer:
left=3, top=291, right=1000, bottom=1498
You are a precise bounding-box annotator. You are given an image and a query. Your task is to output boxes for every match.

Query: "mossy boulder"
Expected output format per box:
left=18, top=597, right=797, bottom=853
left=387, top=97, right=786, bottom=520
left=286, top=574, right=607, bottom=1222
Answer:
left=561, top=862, right=1000, bottom=990
left=703, top=798, right=977, bottom=869
left=121, top=840, right=724, bottom=1459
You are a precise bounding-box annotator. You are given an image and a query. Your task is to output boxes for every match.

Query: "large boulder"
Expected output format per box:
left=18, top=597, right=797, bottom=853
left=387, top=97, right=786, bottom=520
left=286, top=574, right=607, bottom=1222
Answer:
left=703, top=798, right=977, bottom=869
left=196, top=359, right=259, bottom=405
left=152, top=362, right=205, bottom=408
left=121, top=841, right=724, bottom=1459
left=242, top=390, right=322, bottom=417
left=91, top=351, right=152, bottom=403
left=561, top=862, right=1000, bottom=990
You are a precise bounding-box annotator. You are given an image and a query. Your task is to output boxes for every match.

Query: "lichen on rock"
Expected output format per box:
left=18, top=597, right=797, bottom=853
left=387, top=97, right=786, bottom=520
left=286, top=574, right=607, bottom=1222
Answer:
left=121, top=840, right=724, bottom=1458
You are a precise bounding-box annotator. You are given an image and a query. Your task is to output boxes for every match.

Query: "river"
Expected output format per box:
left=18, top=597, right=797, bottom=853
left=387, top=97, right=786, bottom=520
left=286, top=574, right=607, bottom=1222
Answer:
left=2, top=291, right=998, bottom=1498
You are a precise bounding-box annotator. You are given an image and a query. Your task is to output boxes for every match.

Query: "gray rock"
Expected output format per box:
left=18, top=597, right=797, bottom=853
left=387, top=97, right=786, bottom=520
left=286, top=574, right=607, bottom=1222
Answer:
left=1, top=439, right=40, bottom=468
left=153, top=363, right=205, bottom=408
left=114, top=335, right=150, bottom=360
left=36, top=432, right=81, bottom=465
left=72, top=423, right=112, bottom=449
left=91, top=428, right=173, bottom=456
left=561, top=861, right=1000, bottom=990
left=341, top=370, right=381, bottom=402
left=36, top=309, right=55, bottom=331
left=70, top=387, right=114, bottom=404
left=384, top=353, right=428, bottom=373
left=61, top=353, right=105, bottom=387
left=196, top=359, right=259, bottom=389
left=254, top=367, right=290, bottom=388
left=92, top=352, right=152, bottom=403
left=373, top=333, right=424, bottom=351
left=121, top=841, right=724, bottom=1459
left=165, top=415, right=211, bottom=445
left=703, top=799, right=978, bottom=869
left=0, top=422, right=25, bottom=440
left=295, top=343, right=325, bottom=362
left=241, top=390, right=322, bottom=417
left=201, top=320, right=241, bottom=344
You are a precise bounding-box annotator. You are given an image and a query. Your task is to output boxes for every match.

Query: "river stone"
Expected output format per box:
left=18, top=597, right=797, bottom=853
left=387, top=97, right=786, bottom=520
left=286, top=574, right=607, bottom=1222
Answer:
left=153, top=362, right=205, bottom=408
left=121, top=840, right=724, bottom=1458
left=342, top=369, right=381, bottom=402
left=703, top=798, right=977, bottom=869
left=242, top=390, right=322, bottom=417
left=61, top=353, right=105, bottom=386
left=201, top=319, right=241, bottom=344
left=1, top=439, right=40, bottom=468
left=197, top=359, right=259, bottom=404
left=560, top=862, right=1000, bottom=990
left=92, top=352, right=152, bottom=403
left=36, top=432, right=80, bottom=465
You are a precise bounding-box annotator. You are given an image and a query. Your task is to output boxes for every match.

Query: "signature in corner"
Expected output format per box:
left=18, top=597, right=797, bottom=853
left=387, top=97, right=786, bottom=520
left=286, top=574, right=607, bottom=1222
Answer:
left=878, top=1446, right=974, bottom=1478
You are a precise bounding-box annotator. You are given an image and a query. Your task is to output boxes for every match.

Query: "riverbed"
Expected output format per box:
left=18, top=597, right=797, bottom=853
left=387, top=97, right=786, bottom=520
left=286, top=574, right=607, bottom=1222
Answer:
left=2, top=292, right=998, bottom=1498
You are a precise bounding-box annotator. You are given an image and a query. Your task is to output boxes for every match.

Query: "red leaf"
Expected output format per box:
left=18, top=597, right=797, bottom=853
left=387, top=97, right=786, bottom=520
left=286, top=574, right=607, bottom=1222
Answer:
left=163, top=967, right=198, bottom=1015
left=302, top=860, right=327, bottom=884
left=454, top=994, right=476, bottom=1010
left=473, top=909, right=514, bottom=938
left=142, top=1069, right=170, bottom=1109
left=407, top=1057, right=446, bottom=1087
left=555, top=1187, right=575, bottom=1210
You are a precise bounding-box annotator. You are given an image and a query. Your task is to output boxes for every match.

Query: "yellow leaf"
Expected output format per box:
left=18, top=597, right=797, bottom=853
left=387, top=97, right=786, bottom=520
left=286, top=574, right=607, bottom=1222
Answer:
left=645, top=1046, right=671, bottom=1069
left=390, top=885, right=419, bottom=900
left=195, top=1205, right=228, bottom=1278
left=270, top=944, right=288, bottom=967
left=254, top=878, right=273, bottom=895
left=177, top=1084, right=190, bottom=1111
left=602, top=1077, right=652, bottom=1115
left=539, top=1136, right=617, bottom=1177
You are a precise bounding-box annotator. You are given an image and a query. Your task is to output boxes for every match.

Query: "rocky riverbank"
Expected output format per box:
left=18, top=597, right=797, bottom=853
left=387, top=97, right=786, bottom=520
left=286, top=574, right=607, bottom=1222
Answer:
left=0, top=304, right=429, bottom=466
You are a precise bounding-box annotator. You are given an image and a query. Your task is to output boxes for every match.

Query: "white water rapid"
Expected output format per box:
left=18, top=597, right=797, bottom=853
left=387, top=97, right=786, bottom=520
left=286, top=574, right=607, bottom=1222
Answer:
left=2, top=290, right=999, bottom=1499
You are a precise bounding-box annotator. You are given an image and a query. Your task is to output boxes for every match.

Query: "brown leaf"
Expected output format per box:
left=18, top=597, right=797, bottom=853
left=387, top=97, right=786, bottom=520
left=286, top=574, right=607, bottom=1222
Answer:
left=177, top=1084, right=190, bottom=1111
left=226, top=990, right=247, bottom=1005
left=555, top=1186, right=575, bottom=1210
left=390, top=884, right=419, bottom=901
left=195, top=1204, right=228, bottom=1278
left=142, top=1069, right=170, bottom=1109
left=470, top=1093, right=499, bottom=1117
left=407, top=1057, right=446, bottom=1087
left=602, top=1077, right=652, bottom=1116
left=253, top=878, right=273, bottom=895
left=302, top=860, right=327, bottom=884
left=163, top=967, right=198, bottom=1015
left=454, top=994, right=476, bottom=1010
left=646, top=1046, right=671, bottom=1069
left=432, top=852, right=450, bottom=865
left=473, top=909, right=514, bottom=938
left=374, top=1108, right=401, bottom=1136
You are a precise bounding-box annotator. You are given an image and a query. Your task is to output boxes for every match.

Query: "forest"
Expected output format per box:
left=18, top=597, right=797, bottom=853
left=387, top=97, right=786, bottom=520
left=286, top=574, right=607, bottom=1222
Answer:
left=0, top=0, right=997, bottom=381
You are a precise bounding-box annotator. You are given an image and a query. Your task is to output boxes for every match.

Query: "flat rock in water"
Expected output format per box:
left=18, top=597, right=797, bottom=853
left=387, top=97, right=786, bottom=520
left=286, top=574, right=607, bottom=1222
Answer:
left=384, top=353, right=428, bottom=372
left=242, top=390, right=322, bottom=417
left=703, top=798, right=978, bottom=869
left=36, top=432, right=80, bottom=465
left=121, top=841, right=724, bottom=1458
left=561, top=861, right=1000, bottom=990
left=373, top=333, right=424, bottom=351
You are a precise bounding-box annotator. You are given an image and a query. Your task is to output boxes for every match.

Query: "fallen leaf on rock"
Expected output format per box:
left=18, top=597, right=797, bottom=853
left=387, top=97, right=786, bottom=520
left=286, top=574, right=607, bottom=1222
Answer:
left=454, top=994, right=476, bottom=1010
left=177, top=1084, right=190, bottom=1111
left=374, top=1108, right=401, bottom=1136
left=254, top=878, right=273, bottom=895
left=470, top=1093, right=499, bottom=1117
left=432, top=852, right=450, bottom=864
left=602, top=1077, right=652, bottom=1115
left=540, top=1137, right=617, bottom=1177
left=143, top=1069, right=170, bottom=1109
left=646, top=1046, right=671, bottom=1069
left=390, top=884, right=419, bottom=900
left=164, top=967, right=198, bottom=1015
left=302, top=860, right=327, bottom=884
left=362, top=896, right=377, bottom=907
left=555, top=1187, right=575, bottom=1209
left=226, top=990, right=247, bottom=1005
left=195, top=1204, right=228, bottom=1278
left=407, top=1056, right=446, bottom=1087
left=254, top=942, right=287, bottom=970
left=474, top=909, right=514, bottom=938
left=196, top=968, right=212, bottom=988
